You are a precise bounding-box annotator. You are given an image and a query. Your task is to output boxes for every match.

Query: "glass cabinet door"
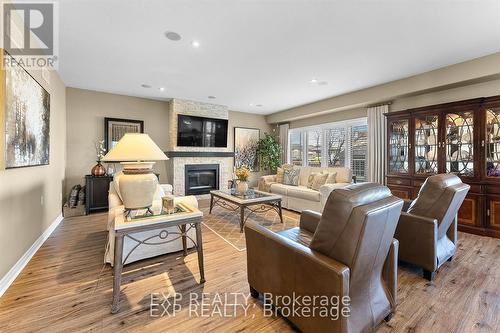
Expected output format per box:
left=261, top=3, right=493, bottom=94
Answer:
left=445, top=112, right=474, bottom=177
left=414, top=114, right=439, bottom=175
left=486, top=107, right=500, bottom=177
left=388, top=119, right=409, bottom=174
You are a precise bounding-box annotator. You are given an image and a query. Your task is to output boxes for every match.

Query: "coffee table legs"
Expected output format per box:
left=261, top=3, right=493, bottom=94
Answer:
left=278, top=200, right=283, bottom=224
left=180, top=224, right=187, bottom=256
left=111, top=234, right=124, bottom=314
left=195, top=222, right=206, bottom=283
left=240, top=206, right=245, bottom=233
left=209, top=194, right=214, bottom=214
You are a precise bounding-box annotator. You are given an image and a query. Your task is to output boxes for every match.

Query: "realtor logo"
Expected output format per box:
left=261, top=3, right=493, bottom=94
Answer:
left=1, top=1, right=58, bottom=68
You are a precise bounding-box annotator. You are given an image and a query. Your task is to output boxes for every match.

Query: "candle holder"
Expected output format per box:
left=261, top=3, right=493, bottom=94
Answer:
left=162, top=195, right=175, bottom=214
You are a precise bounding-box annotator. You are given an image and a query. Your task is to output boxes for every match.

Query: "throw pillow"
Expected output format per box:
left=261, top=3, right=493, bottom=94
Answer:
left=307, top=172, right=319, bottom=188
left=324, top=172, right=337, bottom=184
left=283, top=168, right=300, bottom=186
left=276, top=167, right=285, bottom=183
left=310, top=173, right=329, bottom=191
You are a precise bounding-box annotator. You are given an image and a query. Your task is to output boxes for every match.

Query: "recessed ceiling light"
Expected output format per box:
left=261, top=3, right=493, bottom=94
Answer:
left=159, top=87, right=165, bottom=91
left=191, top=40, right=200, bottom=48
left=208, top=95, right=216, bottom=99
left=165, top=31, right=182, bottom=41
left=310, top=78, right=318, bottom=83
left=249, top=103, right=254, bottom=106
left=141, top=84, right=152, bottom=88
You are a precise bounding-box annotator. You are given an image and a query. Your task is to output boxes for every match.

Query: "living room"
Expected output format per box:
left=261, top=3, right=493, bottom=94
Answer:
left=0, top=1, right=499, bottom=332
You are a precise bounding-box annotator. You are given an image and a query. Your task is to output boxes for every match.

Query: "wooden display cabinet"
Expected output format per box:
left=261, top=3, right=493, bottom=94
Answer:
left=386, top=96, right=500, bottom=238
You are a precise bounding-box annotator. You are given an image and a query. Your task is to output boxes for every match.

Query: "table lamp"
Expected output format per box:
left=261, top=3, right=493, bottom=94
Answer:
left=102, top=133, right=168, bottom=215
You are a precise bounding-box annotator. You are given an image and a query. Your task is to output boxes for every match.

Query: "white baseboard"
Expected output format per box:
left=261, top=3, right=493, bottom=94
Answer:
left=0, top=213, right=64, bottom=297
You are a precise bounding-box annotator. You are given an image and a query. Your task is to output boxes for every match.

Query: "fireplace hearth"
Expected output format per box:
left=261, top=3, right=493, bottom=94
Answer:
left=185, top=164, right=220, bottom=195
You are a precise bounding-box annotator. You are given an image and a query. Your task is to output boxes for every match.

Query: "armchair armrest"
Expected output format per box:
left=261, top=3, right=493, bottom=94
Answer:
left=245, top=221, right=350, bottom=299
left=258, top=174, right=277, bottom=192
left=300, top=210, right=322, bottom=233
left=395, top=212, right=438, bottom=272
left=382, top=239, right=399, bottom=311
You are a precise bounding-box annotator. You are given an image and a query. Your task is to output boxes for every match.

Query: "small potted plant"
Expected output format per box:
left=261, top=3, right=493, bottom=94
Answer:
left=91, top=140, right=107, bottom=176
left=235, top=166, right=251, bottom=194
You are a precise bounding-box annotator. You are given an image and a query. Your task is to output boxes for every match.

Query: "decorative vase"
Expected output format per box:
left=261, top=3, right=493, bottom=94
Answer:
left=237, top=180, right=249, bottom=194
left=91, top=161, right=106, bottom=176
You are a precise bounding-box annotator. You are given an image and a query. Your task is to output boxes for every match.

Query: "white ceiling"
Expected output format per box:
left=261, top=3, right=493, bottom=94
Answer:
left=58, top=0, right=500, bottom=114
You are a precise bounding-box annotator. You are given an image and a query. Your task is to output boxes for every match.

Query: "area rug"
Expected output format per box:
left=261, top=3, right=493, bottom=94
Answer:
left=201, top=205, right=300, bottom=251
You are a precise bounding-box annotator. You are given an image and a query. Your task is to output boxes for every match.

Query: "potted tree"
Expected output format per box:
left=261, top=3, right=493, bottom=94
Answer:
left=257, top=133, right=282, bottom=173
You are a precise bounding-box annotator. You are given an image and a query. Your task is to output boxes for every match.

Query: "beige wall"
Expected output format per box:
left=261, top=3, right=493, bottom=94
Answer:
left=289, top=107, right=367, bottom=129
left=65, top=88, right=170, bottom=193
left=391, top=78, right=500, bottom=112
left=0, top=65, right=66, bottom=282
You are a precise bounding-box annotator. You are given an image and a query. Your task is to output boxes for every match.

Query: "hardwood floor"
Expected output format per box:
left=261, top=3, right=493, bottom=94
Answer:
left=0, top=202, right=499, bottom=333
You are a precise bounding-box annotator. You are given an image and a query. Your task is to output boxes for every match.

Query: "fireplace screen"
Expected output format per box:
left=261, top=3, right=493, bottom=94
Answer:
left=185, top=164, right=220, bottom=195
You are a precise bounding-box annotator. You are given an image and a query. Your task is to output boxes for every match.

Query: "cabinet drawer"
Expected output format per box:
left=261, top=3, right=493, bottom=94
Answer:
left=387, top=178, right=411, bottom=186
left=388, top=185, right=412, bottom=199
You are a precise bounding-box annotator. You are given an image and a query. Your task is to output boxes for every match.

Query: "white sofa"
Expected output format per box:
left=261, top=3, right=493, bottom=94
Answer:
left=258, top=166, right=353, bottom=212
left=105, top=181, right=198, bottom=266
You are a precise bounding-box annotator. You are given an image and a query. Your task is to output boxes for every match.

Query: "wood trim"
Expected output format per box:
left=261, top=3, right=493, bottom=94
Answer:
left=458, top=197, right=476, bottom=226
left=489, top=199, right=500, bottom=229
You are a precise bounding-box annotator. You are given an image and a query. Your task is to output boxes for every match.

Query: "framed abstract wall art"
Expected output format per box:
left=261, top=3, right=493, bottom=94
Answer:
left=104, top=117, right=144, bottom=152
left=2, top=50, right=51, bottom=169
left=234, top=127, right=260, bottom=171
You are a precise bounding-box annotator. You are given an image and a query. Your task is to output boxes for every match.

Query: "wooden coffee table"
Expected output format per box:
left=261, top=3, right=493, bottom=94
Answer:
left=209, top=190, right=283, bottom=233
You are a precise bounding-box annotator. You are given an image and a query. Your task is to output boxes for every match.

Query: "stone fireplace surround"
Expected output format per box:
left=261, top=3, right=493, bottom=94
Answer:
left=165, top=99, right=233, bottom=198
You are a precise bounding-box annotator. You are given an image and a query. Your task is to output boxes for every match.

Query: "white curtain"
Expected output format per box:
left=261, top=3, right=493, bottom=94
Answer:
left=367, top=104, right=389, bottom=184
left=279, top=123, right=289, bottom=164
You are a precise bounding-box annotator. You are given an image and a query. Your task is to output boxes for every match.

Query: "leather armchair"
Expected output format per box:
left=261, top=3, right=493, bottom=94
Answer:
left=245, top=183, right=403, bottom=333
left=394, top=174, right=470, bottom=280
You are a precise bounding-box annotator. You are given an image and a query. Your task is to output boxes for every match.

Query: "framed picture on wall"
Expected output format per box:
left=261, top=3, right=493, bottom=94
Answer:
left=104, top=117, right=144, bottom=152
left=2, top=50, right=51, bottom=169
left=234, top=127, right=260, bottom=172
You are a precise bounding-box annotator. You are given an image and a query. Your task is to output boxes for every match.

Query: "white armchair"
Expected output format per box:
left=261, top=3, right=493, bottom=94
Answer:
left=105, top=181, right=198, bottom=266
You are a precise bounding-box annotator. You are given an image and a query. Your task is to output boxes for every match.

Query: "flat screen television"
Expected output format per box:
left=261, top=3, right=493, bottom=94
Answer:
left=177, top=114, right=228, bottom=147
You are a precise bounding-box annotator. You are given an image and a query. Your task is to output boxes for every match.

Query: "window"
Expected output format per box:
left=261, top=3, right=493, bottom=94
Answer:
left=289, top=132, right=303, bottom=166
left=326, top=128, right=346, bottom=167
left=307, top=130, right=322, bottom=167
left=351, top=125, right=368, bottom=182
left=288, top=118, right=368, bottom=182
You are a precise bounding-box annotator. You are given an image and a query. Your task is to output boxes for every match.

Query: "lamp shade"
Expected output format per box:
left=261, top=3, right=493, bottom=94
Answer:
left=102, top=133, right=168, bottom=162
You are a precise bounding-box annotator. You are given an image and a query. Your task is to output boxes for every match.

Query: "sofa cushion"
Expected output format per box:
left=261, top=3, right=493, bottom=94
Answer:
left=307, top=172, right=319, bottom=188
left=287, top=186, right=321, bottom=202
left=270, top=183, right=297, bottom=195
left=310, top=173, right=328, bottom=190
left=283, top=168, right=300, bottom=185
left=324, top=172, right=337, bottom=184
left=325, top=167, right=351, bottom=183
